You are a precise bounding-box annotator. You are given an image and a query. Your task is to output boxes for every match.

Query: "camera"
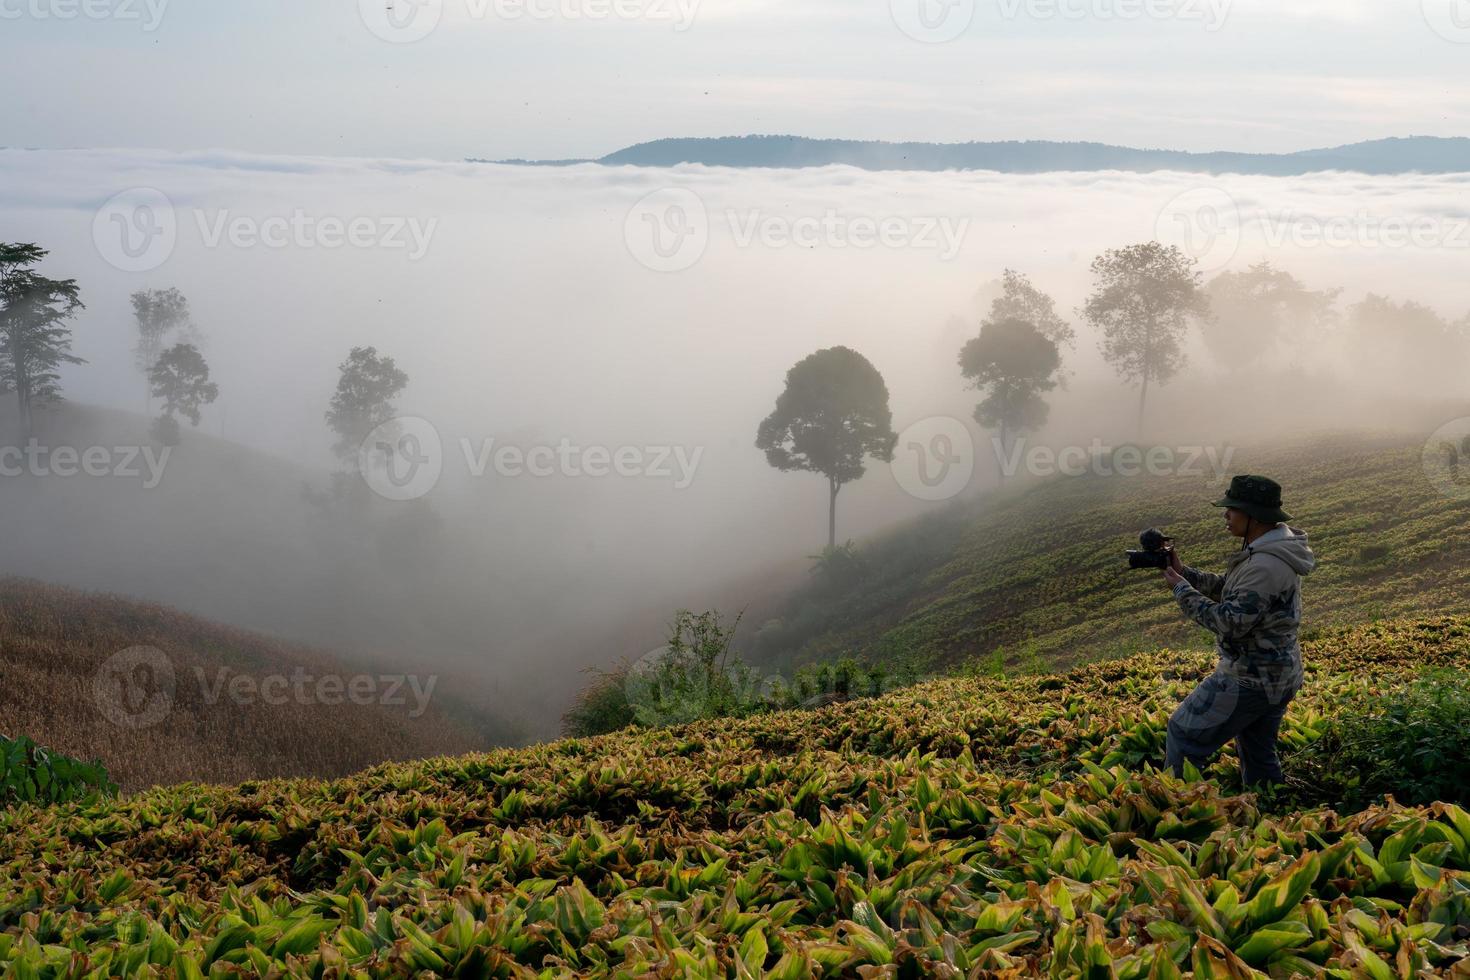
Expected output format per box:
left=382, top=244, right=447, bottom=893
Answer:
left=1127, top=528, right=1175, bottom=570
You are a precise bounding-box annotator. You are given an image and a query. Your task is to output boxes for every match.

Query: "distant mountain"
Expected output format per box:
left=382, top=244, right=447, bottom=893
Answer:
left=478, top=135, right=1470, bottom=175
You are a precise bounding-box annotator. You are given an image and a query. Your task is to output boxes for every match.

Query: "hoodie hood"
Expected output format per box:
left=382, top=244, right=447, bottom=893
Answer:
left=1248, top=525, right=1317, bottom=576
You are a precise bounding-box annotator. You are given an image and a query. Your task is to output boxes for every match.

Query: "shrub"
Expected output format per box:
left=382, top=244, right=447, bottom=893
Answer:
left=560, top=663, right=636, bottom=738
left=625, top=611, right=769, bottom=728
left=1294, top=668, right=1470, bottom=808
left=568, top=610, right=931, bottom=733
left=0, top=735, right=116, bottom=806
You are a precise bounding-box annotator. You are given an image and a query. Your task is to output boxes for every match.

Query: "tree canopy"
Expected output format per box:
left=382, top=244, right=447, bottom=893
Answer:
left=959, top=317, right=1061, bottom=473
left=756, top=346, right=896, bottom=549
left=0, top=242, right=84, bottom=431
left=1081, top=242, right=1208, bottom=432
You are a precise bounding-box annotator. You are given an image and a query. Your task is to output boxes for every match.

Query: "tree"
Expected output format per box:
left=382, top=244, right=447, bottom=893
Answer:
left=1081, top=242, right=1209, bottom=433
left=984, top=269, right=1075, bottom=349
left=1346, top=295, right=1466, bottom=390
left=148, top=342, right=219, bottom=446
left=757, top=346, right=897, bottom=550
left=131, top=288, right=195, bottom=413
left=325, top=346, right=409, bottom=463
left=0, top=243, right=84, bottom=432
left=1203, top=262, right=1337, bottom=372
left=958, top=317, right=1061, bottom=480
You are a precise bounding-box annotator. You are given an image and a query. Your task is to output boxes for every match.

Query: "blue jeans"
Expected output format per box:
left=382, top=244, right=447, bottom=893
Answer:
left=1165, top=671, right=1299, bottom=786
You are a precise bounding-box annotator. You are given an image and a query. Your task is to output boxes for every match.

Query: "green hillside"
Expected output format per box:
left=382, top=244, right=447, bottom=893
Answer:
left=2, top=617, right=1469, bottom=975
left=750, top=432, right=1470, bottom=672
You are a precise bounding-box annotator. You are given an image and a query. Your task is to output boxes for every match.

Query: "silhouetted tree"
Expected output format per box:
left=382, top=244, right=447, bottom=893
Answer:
left=0, top=243, right=84, bottom=432
left=984, top=269, right=1075, bottom=349
left=326, top=346, right=409, bottom=463
left=757, top=346, right=896, bottom=550
left=1203, top=262, right=1337, bottom=371
left=959, top=317, right=1061, bottom=481
left=149, top=343, right=219, bottom=446
left=131, top=288, right=195, bottom=413
left=1081, top=242, right=1209, bottom=433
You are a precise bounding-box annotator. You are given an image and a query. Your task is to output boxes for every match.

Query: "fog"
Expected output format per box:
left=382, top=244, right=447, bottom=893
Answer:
left=3, top=147, right=1468, bottom=739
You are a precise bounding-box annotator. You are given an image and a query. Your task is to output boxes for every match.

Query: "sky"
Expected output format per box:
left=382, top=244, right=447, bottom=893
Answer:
left=3, top=0, right=1470, bottom=160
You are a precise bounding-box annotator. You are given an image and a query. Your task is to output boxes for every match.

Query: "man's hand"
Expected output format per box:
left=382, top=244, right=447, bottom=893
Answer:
left=1163, top=565, right=1186, bottom=589
left=1167, top=548, right=1184, bottom=575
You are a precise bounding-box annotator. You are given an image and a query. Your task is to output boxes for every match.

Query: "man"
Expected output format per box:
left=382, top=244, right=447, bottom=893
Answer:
left=1161, top=475, right=1317, bottom=786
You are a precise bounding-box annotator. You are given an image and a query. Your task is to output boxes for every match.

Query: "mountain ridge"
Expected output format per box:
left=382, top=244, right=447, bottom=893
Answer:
left=478, top=134, right=1470, bottom=175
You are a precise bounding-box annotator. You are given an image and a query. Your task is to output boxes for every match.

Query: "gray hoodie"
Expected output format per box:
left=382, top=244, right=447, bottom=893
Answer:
left=1172, top=524, right=1318, bottom=694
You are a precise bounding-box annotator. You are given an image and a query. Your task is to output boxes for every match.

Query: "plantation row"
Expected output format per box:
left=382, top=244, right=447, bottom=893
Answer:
left=1, top=617, right=1468, bottom=976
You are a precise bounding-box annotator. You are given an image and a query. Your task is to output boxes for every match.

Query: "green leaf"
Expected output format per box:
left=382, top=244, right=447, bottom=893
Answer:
left=269, top=916, right=331, bottom=958
left=1242, top=854, right=1321, bottom=930
left=1232, top=920, right=1312, bottom=966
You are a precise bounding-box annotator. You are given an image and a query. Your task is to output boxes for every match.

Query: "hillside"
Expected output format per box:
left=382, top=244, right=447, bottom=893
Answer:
left=747, top=432, right=1470, bottom=673
left=489, top=135, right=1470, bottom=175
left=2, top=617, right=1468, bottom=974
left=0, top=578, right=480, bottom=791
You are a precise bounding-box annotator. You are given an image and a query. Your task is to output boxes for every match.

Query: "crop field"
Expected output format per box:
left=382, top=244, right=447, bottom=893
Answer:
left=3, top=617, right=1468, bottom=976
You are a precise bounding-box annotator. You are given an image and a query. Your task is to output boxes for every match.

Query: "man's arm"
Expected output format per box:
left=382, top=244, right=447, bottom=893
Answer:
left=1167, top=550, right=1225, bottom=602
left=1180, top=565, right=1225, bottom=602
left=1170, top=561, right=1271, bottom=641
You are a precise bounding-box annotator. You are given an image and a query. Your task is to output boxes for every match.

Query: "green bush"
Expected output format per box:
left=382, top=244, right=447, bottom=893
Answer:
left=560, top=663, right=637, bottom=738
left=624, top=611, right=769, bottom=728
left=566, top=610, right=930, bottom=736
left=0, top=735, right=116, bottom=806
left=1295, top=668, right=1470, bottom=808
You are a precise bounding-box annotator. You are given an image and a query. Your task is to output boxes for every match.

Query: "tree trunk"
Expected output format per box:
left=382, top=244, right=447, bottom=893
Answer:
left=1136, top=372, right=1150, bottom=438
left=1137, top=320, right=1153, bottom=438
left=827, top=477, right=840, bottom=551
left=996, top=418, right=1009, bottom=486
left=16, top=358, right=30, bottom=435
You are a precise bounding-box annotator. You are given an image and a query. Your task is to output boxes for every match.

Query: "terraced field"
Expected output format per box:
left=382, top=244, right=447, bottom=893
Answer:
left=3, top=617, right=1468, bottom=976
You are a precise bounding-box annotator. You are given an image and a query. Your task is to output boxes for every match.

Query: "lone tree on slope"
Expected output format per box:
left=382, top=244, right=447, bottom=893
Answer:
left=958, top=317, right=1061, bottom=483
left=1080, top=241, right=1209, bottom=434
left=756, top=345, right=897, bottom=551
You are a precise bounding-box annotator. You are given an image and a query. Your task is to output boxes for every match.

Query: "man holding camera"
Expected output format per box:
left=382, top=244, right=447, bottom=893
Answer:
left=1159, top=475, right=1317, bottom=786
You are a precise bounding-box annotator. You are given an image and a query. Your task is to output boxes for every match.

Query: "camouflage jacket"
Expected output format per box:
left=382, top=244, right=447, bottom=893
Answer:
left=1172, top=524, right=1317, bottom=693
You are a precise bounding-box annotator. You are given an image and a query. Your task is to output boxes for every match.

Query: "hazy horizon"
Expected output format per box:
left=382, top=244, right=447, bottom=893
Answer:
left=4, top=143, right=1470, bottom=736
left=6, top=1, right=1470, bottom=160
